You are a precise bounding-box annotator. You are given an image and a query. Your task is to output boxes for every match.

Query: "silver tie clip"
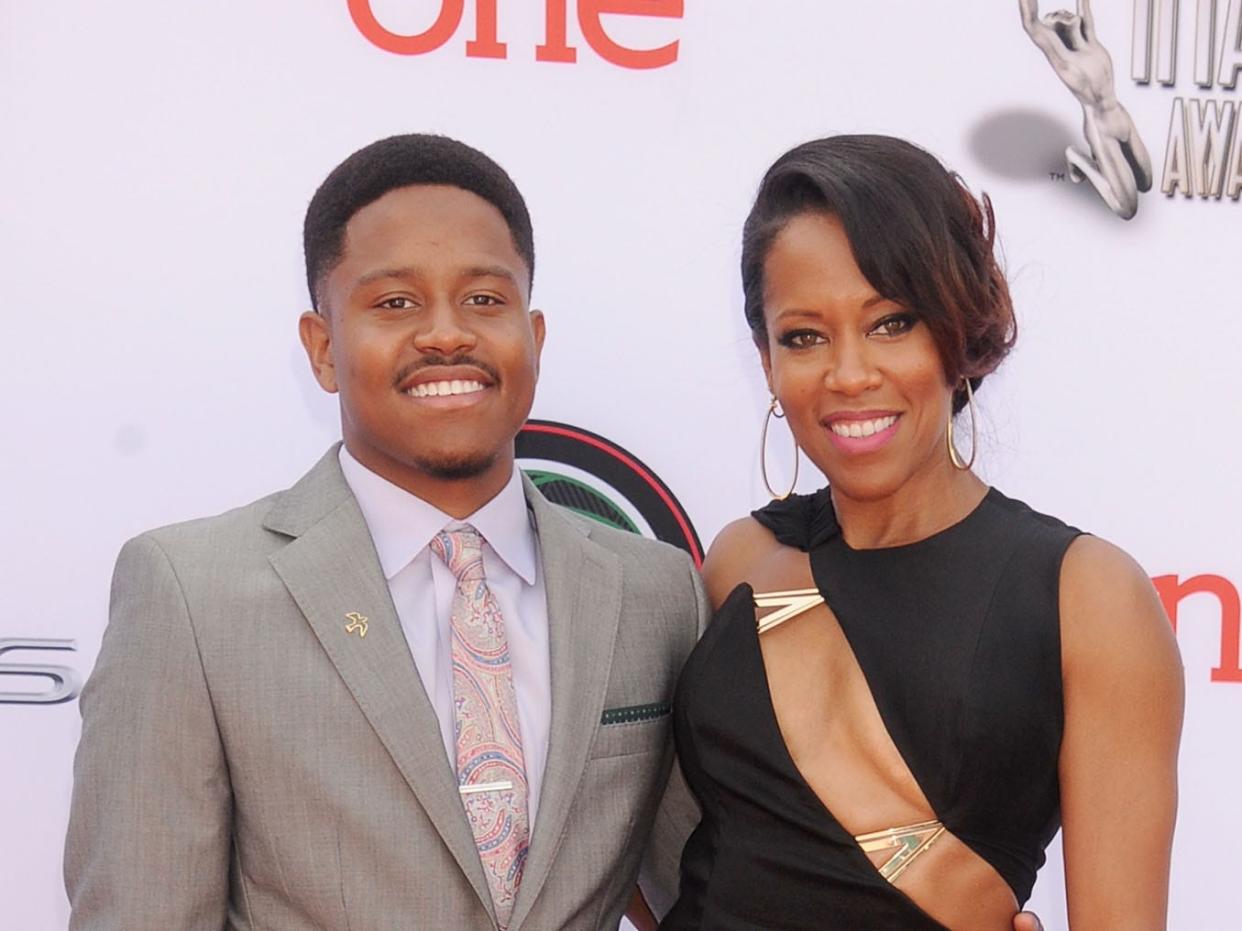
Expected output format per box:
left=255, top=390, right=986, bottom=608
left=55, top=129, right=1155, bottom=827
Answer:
left=458, top=780, right=514, bottom=795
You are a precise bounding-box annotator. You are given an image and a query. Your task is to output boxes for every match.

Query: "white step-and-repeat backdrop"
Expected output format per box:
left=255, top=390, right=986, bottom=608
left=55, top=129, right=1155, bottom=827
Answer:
left=3, top=2, right=1239, bottom=928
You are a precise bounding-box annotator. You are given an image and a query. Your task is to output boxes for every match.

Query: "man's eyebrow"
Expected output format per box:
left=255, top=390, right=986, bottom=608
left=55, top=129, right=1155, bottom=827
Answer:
left=461, top=265, right=520, bottom=286
left=354, top=266, right=422, bottom=289
left=352, top=265, right=521, bottom=289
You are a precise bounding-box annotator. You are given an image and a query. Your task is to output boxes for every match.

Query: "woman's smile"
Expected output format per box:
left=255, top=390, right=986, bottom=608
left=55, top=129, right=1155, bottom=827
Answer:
left=823, top=411, right=902, bottom=454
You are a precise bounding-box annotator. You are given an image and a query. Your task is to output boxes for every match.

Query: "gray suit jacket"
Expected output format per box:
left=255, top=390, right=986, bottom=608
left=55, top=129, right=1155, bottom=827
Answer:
left=65, top=447, right=707, bottom=930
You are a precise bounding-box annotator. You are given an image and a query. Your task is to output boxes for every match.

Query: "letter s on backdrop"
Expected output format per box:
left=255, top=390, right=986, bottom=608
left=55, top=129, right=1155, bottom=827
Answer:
left=0, top=638, right=81, bottom=704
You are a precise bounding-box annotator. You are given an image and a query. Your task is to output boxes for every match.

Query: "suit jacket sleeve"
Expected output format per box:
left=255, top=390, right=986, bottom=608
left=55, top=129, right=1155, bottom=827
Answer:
left=637, top=554, right=709, bottom=918
left=65, top=533, right=232, bottom=931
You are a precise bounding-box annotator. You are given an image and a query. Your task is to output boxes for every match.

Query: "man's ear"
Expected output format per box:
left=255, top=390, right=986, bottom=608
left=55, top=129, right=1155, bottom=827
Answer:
left=299, top=310, right=338, bottom=393
left=529, top=309, right=546, bottom=376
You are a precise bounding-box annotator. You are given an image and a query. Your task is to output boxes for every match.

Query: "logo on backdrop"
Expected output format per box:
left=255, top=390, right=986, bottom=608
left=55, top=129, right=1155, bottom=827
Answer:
left=1131, top=0, right=1242, bottom=200
left=1020, top=0, right=1154, bottom=218
left=1155, top=574, right=1242, bottom=683
left=0, top=638, right=81, bottom=705
left=348, top=0, right=684, bottom=69
left=516, top=420, right=703, bottom=565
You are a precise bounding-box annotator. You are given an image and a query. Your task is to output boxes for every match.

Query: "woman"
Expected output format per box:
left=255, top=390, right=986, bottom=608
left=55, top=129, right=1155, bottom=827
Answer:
left=659, top=136, right=1182, bottom=929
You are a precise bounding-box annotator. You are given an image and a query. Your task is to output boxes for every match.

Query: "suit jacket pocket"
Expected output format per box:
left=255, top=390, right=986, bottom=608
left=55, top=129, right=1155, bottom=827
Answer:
left=589, top=707, right=671, bottom=759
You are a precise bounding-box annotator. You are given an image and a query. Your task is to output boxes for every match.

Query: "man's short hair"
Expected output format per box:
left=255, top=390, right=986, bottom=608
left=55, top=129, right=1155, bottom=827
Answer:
left=303, top=134, right=535, bottom=311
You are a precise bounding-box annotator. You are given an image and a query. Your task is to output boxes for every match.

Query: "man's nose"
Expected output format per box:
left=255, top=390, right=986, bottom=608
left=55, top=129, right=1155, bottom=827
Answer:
left=412, top=301, right=477, bottom=356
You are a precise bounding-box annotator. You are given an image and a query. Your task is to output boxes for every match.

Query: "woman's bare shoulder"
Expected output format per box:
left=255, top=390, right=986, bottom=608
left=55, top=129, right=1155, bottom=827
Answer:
left=1059, top=535, right=1182, bottom=685
left=701, top=516, right=808, bottom=610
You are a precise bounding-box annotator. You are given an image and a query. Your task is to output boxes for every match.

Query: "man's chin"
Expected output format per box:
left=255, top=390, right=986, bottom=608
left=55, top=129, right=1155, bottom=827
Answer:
left=414, top=452, right=499, bottom=482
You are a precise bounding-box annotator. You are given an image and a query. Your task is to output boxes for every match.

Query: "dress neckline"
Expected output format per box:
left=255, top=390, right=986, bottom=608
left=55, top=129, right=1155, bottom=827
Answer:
left=753, top=485, right=999, bottom=554
left=834, top=486, right=998, bottom=555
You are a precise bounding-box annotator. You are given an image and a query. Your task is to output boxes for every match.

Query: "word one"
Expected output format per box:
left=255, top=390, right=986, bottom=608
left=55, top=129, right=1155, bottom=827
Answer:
left=349, top=0, right=684, bottom=69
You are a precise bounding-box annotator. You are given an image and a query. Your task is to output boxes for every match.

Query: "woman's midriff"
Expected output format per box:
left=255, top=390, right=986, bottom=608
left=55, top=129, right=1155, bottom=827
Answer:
left=753, top=556, right=1020, bottom=931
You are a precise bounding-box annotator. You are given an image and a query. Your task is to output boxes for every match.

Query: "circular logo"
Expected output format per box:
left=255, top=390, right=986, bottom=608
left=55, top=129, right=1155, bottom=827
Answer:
left=516, top=420, right=703, bottom=566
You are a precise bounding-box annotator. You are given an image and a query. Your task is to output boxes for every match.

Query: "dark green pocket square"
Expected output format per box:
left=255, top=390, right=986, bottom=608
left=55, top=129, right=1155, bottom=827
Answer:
left=600, top=702, right=671, bottom=726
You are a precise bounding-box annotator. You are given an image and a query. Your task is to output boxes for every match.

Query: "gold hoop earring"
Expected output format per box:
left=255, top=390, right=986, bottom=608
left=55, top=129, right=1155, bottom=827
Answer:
left=761, top=395, right=800, bottom=500
left=948, top=378, right=978, bottom=471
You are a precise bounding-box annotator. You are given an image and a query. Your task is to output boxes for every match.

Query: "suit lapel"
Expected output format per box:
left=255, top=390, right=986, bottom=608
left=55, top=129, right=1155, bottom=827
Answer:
left=264, top=448, right=495, bottom=923
left=509, top=478, right=624, bottom=931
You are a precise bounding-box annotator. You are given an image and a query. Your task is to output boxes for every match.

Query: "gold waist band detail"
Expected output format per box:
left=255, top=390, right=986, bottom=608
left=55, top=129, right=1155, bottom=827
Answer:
left=854, top=819, right=946, bottom=883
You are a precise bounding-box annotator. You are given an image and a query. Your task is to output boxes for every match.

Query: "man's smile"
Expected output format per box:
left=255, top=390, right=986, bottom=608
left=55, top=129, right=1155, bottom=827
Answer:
left=405, top=378, right=487, bottom=399
left=395, top=362, right=498, bottom=408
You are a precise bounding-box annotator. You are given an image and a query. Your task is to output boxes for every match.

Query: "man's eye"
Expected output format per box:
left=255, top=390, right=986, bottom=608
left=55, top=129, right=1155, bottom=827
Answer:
left=870, top=313, right=917, bottom=337
left=376, top=296, right=417, bottom=310
left=777, top=329, right=825, bottom=349
left=464, top=294, right=503, bottom=307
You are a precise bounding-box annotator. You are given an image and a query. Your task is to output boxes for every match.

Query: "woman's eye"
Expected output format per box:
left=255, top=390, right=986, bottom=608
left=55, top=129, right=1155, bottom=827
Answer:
left=870, top=313, right=917, bottom=337
left=777, top=329, right=825, bottom=349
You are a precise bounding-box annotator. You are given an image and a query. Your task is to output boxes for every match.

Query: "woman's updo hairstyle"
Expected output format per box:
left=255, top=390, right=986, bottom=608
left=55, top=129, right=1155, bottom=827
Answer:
left=741, top=135, right=1015, bottom=414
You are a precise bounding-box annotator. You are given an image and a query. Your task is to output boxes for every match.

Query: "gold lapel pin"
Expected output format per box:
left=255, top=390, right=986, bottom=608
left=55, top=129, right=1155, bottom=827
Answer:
left=344, top=612, right=369, bottom=638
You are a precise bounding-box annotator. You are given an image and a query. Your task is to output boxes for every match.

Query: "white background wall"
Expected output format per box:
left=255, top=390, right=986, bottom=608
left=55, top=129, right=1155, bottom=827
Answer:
left=3, top=2, right=1238, bottom=928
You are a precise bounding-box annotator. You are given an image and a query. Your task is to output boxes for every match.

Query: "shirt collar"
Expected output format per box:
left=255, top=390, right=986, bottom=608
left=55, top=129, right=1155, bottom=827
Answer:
left=338, top=445, right=538, bottom=585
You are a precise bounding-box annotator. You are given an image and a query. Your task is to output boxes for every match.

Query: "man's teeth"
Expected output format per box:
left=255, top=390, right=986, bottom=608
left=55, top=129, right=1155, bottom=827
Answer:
left=830, top=415, right=898, bottom=439
left=406, top=379, right=486, bottom=398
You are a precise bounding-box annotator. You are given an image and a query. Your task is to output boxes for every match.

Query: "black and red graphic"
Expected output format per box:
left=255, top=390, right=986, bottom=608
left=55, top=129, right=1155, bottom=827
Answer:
left=516, top=420, right=703, bottom=566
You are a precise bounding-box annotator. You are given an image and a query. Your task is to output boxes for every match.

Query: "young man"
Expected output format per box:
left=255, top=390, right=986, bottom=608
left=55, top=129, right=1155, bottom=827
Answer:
left=65, top=134, right=704, bottom=931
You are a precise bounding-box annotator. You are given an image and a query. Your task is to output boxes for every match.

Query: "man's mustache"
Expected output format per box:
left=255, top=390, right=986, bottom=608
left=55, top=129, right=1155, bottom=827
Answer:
left=392, top=355, right=502, bottom=388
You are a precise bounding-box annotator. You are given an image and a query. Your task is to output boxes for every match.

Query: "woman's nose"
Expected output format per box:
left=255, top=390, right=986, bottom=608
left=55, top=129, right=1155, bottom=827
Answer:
left=824, top=341, right=880, bottom=395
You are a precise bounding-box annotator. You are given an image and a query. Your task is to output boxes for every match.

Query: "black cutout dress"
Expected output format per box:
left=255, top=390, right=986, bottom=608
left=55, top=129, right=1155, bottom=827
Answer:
left=660, top=487, right=1081, bottom=930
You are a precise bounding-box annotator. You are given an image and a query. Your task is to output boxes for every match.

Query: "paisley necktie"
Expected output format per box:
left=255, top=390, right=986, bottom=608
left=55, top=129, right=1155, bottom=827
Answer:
left=430, top=525, right=529, bottom=928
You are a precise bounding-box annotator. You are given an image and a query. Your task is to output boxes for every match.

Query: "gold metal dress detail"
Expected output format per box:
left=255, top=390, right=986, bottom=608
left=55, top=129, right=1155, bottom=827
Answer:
left=754, top=588, right=946, bottom=886
left=854, top=819, right=947, bottom=881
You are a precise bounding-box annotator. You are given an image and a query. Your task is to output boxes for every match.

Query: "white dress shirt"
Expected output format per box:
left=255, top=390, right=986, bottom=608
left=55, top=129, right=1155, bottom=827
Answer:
left=339, top=446, right=552, bottom=825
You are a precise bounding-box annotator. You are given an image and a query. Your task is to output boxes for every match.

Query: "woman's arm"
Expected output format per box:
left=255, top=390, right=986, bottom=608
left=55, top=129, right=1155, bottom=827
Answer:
left=1058, top=536, right=1184, bottom=929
